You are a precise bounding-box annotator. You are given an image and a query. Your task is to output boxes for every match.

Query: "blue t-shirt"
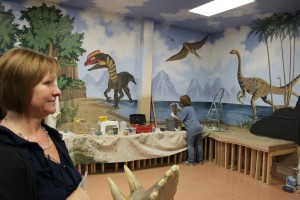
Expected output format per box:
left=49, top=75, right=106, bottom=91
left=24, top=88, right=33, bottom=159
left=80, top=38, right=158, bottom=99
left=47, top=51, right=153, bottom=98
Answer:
left=177, top=106, right=202, bottom=136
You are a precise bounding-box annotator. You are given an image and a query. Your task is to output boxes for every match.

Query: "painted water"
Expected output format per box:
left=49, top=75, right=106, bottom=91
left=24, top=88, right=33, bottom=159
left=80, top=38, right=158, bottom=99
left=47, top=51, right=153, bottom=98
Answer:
left=113, top=100, right=273, bottom=125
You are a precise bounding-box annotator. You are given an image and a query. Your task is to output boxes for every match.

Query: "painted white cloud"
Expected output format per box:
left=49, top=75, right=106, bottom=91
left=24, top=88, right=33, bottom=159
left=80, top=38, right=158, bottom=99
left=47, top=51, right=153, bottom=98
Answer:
left=92, top=0, right=148, bottom=14
left=24, top=0, right=67, bottom=13
left=206, top=19, right=221, bottom=28
left=160, top=9, right=201, bottom=22
left=78, top=9, right=140, bottom=80
left=219, top=2, right=259, bottom=18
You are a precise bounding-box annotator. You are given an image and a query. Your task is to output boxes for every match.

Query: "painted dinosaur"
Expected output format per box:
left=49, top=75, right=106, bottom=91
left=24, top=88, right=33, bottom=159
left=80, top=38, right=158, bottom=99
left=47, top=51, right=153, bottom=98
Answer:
left=230, top=49, right=300, bottom=119
left=108, top=164, right=179, bottom=200
left=166, top=34, right=209, bottom=61
left=84, top=50, right=136, bottom=109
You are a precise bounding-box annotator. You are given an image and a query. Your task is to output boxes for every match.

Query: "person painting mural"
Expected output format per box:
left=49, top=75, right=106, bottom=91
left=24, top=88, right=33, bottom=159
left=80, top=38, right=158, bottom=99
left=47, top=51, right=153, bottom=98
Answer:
left=171, top=95, right=204, bottom=166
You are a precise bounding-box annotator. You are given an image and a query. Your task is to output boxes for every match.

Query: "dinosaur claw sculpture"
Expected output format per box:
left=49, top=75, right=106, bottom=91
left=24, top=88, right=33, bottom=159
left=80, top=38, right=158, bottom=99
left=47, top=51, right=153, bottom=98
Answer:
left=123, top=165, right=143, bottom=193
left=108, top=165, right=179, bottom=200
left=108, top=177, right=127, bottom=200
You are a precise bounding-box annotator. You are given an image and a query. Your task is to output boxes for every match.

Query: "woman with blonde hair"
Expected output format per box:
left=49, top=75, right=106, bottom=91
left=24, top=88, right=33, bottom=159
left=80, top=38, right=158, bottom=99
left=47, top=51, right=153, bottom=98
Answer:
left=0, top=48, right=89, bottom=199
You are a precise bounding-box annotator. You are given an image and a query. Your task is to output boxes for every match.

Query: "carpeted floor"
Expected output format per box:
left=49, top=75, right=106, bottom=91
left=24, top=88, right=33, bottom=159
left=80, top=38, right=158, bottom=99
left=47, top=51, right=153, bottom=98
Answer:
left=85, top=162, right=298, bottom=200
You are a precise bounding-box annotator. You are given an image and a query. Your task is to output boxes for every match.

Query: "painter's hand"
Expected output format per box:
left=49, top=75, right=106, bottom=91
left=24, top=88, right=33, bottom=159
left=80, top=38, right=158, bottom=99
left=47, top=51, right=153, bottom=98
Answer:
left=171, top=112, right=178, bottom=120
left=67, top=188, right=90, bottom=200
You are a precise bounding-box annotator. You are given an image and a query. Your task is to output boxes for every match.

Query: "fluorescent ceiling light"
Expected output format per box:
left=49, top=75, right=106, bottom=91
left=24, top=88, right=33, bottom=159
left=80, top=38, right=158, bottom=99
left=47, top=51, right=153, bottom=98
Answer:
left=189, top=0, right=255, bottom=17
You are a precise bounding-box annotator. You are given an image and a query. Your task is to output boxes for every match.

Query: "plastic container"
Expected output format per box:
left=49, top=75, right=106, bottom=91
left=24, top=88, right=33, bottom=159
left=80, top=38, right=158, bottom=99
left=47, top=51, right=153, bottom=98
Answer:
left=98, top=116, right=108, bottom=122
left=119, top=121, right=128, bottom=132
left=166, top=118, right=178, bottom=131
left=129, top=127, right=136, bottom=135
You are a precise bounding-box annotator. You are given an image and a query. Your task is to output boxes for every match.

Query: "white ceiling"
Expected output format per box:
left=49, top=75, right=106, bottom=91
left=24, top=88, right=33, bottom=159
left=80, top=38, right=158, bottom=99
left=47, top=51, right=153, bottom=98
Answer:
left=5, top=0, right=300, bottom=33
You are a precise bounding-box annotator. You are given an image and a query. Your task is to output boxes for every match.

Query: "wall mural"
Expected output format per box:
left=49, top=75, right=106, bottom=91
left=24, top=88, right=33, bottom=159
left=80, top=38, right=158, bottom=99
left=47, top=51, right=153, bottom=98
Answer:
left=165, top=34, right=209, bottom=61
left=0, top=1, right=299, bottom=130
left=84, top=50, right=136, bottom=109
left=230, top=49, right=300, bottom=120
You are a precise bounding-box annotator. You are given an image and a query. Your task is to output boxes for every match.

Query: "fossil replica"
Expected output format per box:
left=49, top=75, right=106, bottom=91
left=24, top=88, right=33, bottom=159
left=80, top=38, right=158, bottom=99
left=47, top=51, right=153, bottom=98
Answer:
left=108, top=165, right=179, bottom=200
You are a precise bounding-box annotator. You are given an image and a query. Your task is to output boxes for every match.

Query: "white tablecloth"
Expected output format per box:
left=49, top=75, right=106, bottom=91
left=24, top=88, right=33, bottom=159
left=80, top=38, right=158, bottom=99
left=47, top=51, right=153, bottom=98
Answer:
left=62, top=131, right=187, bottom=164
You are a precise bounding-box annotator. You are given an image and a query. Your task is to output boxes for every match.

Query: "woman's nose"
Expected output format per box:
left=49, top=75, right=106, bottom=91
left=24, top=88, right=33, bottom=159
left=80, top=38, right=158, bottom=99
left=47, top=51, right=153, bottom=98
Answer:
left=53, top=86, right=62, bottom=96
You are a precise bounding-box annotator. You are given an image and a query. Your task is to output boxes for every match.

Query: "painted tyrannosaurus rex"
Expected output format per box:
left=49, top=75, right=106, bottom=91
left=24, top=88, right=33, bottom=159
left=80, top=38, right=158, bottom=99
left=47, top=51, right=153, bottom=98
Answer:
left=84, top=50, right=136, bottom=109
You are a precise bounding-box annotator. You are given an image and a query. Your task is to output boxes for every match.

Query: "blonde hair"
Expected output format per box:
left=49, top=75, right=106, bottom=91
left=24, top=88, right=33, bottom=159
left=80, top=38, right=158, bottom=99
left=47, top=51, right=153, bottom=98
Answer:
left=0, top=48, right=60, bottom=115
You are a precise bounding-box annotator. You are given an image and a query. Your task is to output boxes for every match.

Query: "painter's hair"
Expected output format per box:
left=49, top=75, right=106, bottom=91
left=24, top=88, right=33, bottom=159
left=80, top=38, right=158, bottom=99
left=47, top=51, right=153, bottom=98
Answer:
left=0, top=48, right=60, bottom=115
left=180, top=95, right=191, bottom=107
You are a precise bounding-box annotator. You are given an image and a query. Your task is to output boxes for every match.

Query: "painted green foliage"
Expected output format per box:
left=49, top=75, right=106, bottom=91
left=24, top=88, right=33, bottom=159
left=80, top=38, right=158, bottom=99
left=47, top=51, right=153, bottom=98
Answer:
left=17, top=3, right=86, bottom=60
left=0, top=2, right=87, bottom=125
left=249, top=11, right=300, bottom=108
left=0, top=4, right=18, bottom=54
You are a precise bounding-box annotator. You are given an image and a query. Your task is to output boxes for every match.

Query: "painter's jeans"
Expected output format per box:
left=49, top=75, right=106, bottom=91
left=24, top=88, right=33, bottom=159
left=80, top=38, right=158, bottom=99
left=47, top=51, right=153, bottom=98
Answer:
left=186, top=132, right=203, bottom=163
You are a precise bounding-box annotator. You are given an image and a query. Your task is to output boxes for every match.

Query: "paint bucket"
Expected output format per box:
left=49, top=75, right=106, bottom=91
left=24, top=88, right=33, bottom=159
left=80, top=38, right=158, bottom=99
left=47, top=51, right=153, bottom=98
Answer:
left=166, top=117, right=178, bottom=131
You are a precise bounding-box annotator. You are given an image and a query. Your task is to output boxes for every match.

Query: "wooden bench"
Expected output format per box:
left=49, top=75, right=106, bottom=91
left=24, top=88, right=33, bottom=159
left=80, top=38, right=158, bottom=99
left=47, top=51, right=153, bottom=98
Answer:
left=205, top=127, right=297, bottom=184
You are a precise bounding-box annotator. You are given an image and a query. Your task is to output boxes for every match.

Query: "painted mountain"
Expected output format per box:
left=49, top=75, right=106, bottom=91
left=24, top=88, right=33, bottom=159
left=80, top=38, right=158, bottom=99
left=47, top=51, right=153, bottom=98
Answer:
left=188, top=77, right=231, bottom=102
left=152, top=70, right=180, bottom=101
left=186, top=79, right=202, bottom=101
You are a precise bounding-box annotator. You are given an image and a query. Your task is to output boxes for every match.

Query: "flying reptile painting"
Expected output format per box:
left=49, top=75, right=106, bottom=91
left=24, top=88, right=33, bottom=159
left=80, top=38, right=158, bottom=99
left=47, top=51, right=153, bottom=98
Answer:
left=166, top=34, right=209, bottom=61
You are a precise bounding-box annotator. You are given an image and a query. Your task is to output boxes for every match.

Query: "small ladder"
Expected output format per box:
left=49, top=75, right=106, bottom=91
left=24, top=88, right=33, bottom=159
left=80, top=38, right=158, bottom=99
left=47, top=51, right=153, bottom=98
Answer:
left=206, top=88, right=226, bottom=128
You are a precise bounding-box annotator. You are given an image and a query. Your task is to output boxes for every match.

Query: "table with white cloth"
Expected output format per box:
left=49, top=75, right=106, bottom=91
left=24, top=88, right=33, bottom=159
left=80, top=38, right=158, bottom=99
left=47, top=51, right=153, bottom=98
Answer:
left=62, top=131, right=187, bottom=173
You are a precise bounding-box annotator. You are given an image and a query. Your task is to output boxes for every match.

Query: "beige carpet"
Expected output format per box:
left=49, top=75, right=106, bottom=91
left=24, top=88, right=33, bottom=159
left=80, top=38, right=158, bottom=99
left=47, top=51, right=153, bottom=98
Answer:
left=85, top=162, right=298, bottom=200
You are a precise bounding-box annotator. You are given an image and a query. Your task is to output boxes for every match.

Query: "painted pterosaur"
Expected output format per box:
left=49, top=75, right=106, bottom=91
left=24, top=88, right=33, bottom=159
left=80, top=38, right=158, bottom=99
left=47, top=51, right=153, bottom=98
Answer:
left=166, top=34, right=209, bottom=61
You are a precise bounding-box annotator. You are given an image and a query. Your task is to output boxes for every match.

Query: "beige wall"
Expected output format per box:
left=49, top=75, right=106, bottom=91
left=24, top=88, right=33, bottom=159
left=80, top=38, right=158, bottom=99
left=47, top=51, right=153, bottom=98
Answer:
left=137, top=19, right=154, bottom=123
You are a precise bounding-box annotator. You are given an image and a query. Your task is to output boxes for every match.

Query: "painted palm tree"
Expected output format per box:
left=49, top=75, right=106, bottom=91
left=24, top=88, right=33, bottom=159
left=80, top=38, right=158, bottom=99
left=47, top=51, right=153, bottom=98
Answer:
left=283, top=11, right=300, bottom=106
left=272, top=13, right=288, bottom=106
left=249, top=17, right=275, bottom=112
left=250, top=11, right=300, bottom=109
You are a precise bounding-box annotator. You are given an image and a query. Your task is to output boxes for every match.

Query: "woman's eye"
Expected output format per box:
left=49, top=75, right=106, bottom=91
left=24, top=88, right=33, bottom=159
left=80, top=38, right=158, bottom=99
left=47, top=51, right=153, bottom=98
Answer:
left=44, top=80, right=55, bottom=86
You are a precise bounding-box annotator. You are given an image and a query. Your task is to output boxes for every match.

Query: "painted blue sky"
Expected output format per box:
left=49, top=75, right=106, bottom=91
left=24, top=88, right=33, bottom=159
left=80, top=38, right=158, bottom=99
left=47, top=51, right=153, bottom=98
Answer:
left=4, top=0, right=300, bottom=107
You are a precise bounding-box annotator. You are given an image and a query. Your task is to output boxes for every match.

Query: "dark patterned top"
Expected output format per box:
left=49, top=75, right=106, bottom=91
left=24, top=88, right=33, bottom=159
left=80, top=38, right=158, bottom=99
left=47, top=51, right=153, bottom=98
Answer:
left=0, top=124, right=81, bottom=200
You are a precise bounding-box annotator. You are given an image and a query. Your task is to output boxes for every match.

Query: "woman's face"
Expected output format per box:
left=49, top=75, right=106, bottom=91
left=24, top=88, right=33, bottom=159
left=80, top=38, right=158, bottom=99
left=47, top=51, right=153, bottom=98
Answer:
left=30, top=72, right=61, bottom=118
left=179, top=97, right=184, bottom=107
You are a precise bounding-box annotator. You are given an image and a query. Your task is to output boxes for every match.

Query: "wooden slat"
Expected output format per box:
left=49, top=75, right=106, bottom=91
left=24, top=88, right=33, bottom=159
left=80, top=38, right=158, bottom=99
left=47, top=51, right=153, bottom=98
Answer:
left=130, top=161, right=135, bottom=170
left=238, top=145, right=242, bottom=173
left=115, top=163, right=118, bottom=172
left=224, top=143, right=230, bottom=169
left=209, top=138, right=214, bottom=161
left=244, top=147, right=250, bottom=175
left=231, top=144, right=235, bottom=171
left=250, top=149, right=257, bottom=178
left=255, top=151, right=262, bottom=180
left=262, top=152, right=267, bottom=183
left=101, top=163, right=105, bottom=173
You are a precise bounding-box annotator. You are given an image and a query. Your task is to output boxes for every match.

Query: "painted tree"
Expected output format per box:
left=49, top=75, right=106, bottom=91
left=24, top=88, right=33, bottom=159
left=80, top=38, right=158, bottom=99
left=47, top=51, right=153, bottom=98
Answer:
left=272, top=13, right=288, bottom=105
left=0, top=3, right=18, bottom=54
left=249, top=17, right=275, bottom=111
left=250, top=11, right=300, bottom=108
left=17, top=3, right=85, bottom=60
left=282, top=11, right=300, bottom=106
left=17, top=3, right=86, bottom=127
